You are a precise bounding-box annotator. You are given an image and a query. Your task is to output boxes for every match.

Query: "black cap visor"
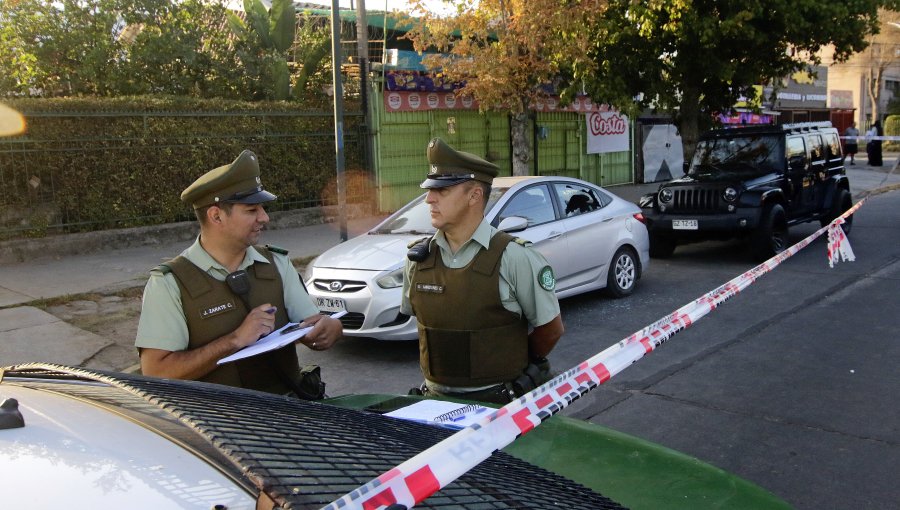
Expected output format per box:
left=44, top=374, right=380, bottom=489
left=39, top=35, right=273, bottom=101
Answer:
left=223, top=187, right=277, bottom=204
left=420, top=173, right=475, bottom=189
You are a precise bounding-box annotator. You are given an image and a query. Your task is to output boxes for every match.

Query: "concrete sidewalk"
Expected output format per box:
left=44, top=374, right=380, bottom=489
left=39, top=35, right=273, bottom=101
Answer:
left=2, top=162, right=898, bottom=372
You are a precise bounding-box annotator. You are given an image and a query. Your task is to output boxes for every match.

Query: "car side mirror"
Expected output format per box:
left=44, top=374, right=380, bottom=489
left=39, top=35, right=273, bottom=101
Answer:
left=498, top=216, right=528, bottom=233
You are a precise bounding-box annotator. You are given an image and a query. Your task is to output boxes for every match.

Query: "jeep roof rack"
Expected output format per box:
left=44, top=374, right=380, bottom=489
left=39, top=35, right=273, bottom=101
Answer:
left=782, top=121, right=833, bottom=133
left=703, top=121, right=834, bottom=139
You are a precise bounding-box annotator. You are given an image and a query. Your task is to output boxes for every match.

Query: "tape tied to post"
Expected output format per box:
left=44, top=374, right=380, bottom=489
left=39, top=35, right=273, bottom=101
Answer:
left=323, top=198, right=865, bottom=510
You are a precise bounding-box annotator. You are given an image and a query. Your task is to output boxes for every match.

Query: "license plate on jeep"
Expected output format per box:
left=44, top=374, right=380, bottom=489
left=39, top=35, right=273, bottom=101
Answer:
left=672, top=219, right=698, bottom=230
left=315, top=297, right=346, bottom=313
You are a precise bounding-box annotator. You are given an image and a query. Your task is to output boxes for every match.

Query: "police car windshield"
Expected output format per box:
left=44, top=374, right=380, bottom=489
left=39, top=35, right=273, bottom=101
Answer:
left=689, top=135, right=782, bottom=176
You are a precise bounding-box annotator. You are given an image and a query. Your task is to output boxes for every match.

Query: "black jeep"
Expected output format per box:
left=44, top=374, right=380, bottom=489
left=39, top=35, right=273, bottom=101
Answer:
left=640, top=122, right=853, bottom=261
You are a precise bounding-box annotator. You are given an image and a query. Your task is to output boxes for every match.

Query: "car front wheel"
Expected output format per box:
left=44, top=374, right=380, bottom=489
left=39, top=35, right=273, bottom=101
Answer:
left=606, top=246, right=639, bottom=298
left=751, top=203, right=788, bottom=261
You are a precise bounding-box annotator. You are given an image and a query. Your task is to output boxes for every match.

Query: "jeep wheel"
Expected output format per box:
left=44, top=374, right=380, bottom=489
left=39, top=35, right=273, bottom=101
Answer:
left=606, top=246, right=639, bottom=298
left=649, top=233, right=676, bottom=258
left=751, top=203, right=788, bottom=261
left=820, top=189, right=853, bottom=235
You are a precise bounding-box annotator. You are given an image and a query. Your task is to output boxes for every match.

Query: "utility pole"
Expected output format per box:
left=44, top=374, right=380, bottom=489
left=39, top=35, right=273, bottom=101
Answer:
left=331, top=0, right=348, bottom=241
left=356, top=0, right=373, bottom=173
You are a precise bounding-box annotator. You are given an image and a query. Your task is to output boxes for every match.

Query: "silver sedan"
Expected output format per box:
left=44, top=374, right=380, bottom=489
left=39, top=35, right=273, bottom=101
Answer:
left=305, top=176, right=650, bottom=340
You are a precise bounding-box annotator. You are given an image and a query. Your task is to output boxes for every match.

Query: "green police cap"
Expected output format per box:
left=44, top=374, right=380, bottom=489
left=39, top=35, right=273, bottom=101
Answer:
left=180, top=150, right=276, bottom=209
left=421, top=137, right=499, bottom=189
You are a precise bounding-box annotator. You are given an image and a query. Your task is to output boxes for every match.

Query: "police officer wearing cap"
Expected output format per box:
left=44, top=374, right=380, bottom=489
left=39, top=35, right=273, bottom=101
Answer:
left=136, top=150, right=342, bottom=395
left=401, top=138, right=564, bottom=404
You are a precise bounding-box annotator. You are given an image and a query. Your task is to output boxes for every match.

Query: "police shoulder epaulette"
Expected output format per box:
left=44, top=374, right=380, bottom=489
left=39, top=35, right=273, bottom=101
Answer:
left=152, top=263, right=172, bottom=275
left=512, top=237, right=530, bottom=246
left=265, top=244, right=289, bottom=256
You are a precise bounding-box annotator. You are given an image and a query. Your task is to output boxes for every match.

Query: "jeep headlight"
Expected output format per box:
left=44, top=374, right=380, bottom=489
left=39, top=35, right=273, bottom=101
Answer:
left=376, top=267, right=405, bottom=289
left=659, top=188, right=673, bottom=203
left=723, top=187, right=738, bottom=202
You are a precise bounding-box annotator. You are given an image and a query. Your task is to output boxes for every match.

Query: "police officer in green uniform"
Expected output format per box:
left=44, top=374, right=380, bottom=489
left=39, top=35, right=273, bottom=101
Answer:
left=401, top=138, right=565, bottom=404
left=136, top=150, right=343, bottom=395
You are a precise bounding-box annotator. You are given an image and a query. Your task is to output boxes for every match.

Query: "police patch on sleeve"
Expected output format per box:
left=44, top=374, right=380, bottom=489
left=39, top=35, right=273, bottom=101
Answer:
left=537, top=265, right=556, bottom=291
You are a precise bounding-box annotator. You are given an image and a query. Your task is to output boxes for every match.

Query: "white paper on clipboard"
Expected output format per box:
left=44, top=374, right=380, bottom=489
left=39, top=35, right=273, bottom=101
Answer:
left=217, top=311, right=347, bottom=365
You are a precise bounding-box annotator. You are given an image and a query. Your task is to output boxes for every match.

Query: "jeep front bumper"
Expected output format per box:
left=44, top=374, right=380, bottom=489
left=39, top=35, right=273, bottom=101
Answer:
left=643, top=208, right=762, bottom=237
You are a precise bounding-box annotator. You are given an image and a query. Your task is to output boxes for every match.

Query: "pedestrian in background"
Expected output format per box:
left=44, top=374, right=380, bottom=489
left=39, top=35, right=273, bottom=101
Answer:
left=843, top=122, right=859, bottom=165
left=866, top=120, right=883, bottom=167
left=401, top=138, right=564, bottom=405
left=136, top=150, right=342, bottom=397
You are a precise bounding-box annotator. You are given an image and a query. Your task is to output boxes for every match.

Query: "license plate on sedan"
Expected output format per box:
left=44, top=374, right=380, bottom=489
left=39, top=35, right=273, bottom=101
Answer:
left=672, top=219, right=698, bottom=230
left=315, top=297, right=346, bottom=313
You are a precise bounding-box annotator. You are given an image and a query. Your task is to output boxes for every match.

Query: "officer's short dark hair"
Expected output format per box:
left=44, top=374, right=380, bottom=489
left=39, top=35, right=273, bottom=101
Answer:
left=195, top=202, right=235, bottom=225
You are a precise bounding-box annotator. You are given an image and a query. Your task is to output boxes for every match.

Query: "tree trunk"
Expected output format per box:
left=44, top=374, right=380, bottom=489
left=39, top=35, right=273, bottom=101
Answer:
left=510, top=111, right=531, bottom=176
left=677, top=87, right=702, bottom=165
left=868, top=67, right=883, bottom=123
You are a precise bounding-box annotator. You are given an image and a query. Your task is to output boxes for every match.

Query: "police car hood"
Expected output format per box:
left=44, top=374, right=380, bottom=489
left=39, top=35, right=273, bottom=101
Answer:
left=311, top=232, right=427, bottom=271
left=681, top=163, right=774, bottom=183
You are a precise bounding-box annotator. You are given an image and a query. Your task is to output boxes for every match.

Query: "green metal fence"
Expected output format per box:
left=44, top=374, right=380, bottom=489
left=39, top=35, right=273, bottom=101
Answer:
left=0, top=109, right=365, bottom=239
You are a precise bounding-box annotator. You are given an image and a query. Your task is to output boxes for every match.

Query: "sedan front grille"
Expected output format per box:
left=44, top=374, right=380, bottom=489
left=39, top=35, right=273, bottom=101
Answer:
left=312, top=279, right=367, bottom=293
left=339, top=312, right=365, bottom=330
left=672, top=188, right=720, bottom=213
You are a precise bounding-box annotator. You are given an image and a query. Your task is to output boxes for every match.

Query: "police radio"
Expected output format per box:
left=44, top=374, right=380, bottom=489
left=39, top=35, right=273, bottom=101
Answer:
left=406, top=237, right=432, bottom=262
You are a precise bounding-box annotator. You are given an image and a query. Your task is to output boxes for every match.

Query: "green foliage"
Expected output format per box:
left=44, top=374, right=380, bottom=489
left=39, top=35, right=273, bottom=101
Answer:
left=0, top=97, right=365, bottom=238
left=883, top=114, right=900, bottom=150
left=580, top=0, right=885, bottom=159
left=402, top=0, right=603, bottom=175
left=0, top=0, right=248, bottom=99
left=293, top=12, right=333, bottom=96
left=117, top=0, right=246, bottom=99
left=0, top=0, right=333, bottom=103
left=228, top=0, right=298, bottom=100
left=0, top=0, right=122, bottom=96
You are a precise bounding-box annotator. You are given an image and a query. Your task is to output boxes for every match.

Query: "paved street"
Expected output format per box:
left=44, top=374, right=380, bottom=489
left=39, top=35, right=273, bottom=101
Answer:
left=1, top=158, right=899, bottom=509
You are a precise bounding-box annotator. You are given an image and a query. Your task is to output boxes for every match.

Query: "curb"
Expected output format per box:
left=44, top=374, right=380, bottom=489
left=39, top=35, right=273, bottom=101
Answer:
left=0, top=204, right=371, bottom=266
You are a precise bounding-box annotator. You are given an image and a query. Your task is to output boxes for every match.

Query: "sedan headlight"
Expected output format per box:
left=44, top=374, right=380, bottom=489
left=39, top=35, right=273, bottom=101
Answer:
left=659, top=188, right=673, bottom=203
left=376, top=267, right=405, bottom=289
left=723, top=187, right=738, bottom=202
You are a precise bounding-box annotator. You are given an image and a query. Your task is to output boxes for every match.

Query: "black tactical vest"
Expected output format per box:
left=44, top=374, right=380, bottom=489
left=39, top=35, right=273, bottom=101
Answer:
left=163, top=246, right=298, bottom=394
left=410, top=231, right=528, bottom=387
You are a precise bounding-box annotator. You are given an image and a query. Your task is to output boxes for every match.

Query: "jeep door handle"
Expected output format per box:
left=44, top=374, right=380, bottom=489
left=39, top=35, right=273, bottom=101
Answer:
left=546, top=231, right=564, bottom=240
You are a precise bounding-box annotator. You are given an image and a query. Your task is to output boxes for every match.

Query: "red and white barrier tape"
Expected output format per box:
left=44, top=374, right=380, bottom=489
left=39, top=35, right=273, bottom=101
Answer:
left=323, top=198, right=865, bottom=510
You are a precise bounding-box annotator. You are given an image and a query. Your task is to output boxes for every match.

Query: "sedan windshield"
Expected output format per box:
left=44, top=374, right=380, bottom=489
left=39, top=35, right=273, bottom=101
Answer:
left=689, top=135, right=783, bottom=176
left=370, top=186, right=511, bottom=235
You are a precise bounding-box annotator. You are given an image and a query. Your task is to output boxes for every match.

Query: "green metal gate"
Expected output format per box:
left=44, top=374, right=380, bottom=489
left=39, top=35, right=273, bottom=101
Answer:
left=370, top=85, right=633, bottom=212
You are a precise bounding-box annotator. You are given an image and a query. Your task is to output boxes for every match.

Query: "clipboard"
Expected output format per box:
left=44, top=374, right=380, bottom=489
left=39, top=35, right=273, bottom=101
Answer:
left=217, top=311, right=347, bottom=365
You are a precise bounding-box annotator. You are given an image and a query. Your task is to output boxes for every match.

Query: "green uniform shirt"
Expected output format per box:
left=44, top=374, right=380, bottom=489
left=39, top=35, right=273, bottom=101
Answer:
left=401, top=220, right=560, bottom=330
left=135, top=237, right=318, bottom=352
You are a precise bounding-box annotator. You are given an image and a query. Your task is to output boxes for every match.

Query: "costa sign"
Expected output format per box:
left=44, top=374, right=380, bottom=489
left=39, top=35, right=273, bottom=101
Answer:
left=589, top=111, right=627, bottom=136
left=586, top=111, right=630, bottom=154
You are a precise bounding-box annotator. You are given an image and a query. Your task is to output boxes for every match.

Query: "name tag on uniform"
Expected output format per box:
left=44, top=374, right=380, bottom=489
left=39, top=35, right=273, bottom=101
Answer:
left=201, top=301, right=236, bottom=319
left=416, top=283, right=444, bottom=294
